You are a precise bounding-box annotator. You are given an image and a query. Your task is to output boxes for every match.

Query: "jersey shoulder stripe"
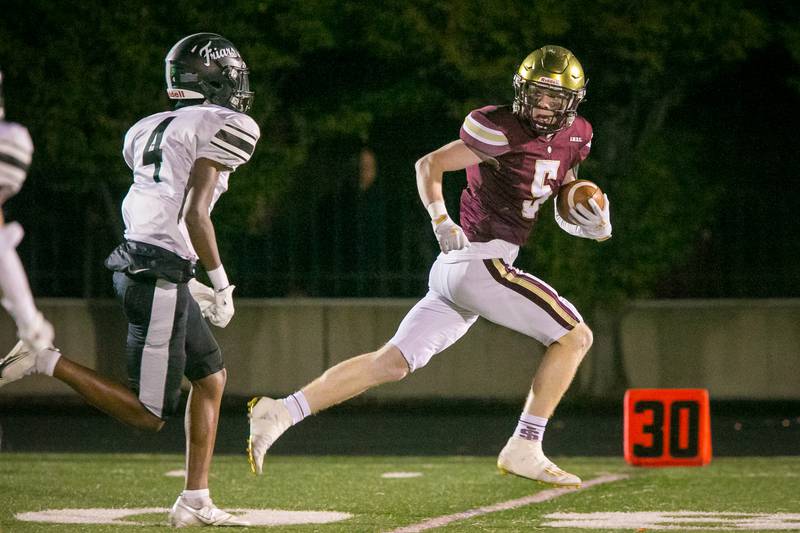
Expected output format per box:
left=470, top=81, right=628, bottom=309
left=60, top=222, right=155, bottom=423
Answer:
left=225, top=122, right=258, bottom=142
left=0, top=151, right=29, bottom=171
left=169, top=104, right=260, bottom=170
left=0, top=122, right=33, bottom=190
left=0, top=139, right=33, bottom=165
left=209, top=139, right=247, bottom=161
left=214, top=127, right=255, bottom=156
left=462, top=112, right=509, bottom=147
left=0, top=122, right=33, bottom=162
left=0, top=155, right=29, bottom=189
left=203, top=111, right=258, bottom=166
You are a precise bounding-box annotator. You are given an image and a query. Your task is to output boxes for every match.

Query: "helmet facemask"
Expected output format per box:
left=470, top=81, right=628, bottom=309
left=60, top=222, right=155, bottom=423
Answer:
left=513, top=74, right=585, bottom=134
left=199, top=62, right=253, bottom=113
left=220, top=64, right=253, bottom=113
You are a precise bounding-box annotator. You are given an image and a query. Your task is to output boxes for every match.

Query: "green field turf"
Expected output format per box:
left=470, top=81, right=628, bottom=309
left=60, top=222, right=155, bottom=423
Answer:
left=1, top=454, right=798, bottom=532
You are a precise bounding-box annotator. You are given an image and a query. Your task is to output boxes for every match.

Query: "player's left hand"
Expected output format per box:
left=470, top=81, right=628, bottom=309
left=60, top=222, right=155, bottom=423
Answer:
left=18, top=311, right=54, bottom=352
left=570, top=194, right=612, bottom=241
left=207, top=285, right=235, bottom=328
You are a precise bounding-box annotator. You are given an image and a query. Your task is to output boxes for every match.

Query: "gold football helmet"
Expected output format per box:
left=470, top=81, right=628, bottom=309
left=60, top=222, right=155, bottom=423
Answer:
left=513, top=45, right=586, bottom=134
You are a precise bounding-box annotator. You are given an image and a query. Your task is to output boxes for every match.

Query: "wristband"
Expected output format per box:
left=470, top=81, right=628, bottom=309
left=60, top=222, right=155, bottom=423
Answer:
left=207, top=265, right=229, bottom=291
left=426, top=200, right=448, bottom=220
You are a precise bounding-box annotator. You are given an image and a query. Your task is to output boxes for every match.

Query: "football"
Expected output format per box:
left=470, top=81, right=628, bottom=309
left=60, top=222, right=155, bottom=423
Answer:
left=557, top=179, right=605, bottom=224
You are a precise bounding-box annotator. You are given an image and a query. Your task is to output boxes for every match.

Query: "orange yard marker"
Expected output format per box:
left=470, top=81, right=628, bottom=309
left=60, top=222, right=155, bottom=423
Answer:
left=623, top=388, right=712, bottom=467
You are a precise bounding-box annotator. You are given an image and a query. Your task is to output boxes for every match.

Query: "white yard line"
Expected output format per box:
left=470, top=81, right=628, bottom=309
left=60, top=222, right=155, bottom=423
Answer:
left=382, top=472, right=423, bottom=479
left=386, top=474, right=628, bottom=533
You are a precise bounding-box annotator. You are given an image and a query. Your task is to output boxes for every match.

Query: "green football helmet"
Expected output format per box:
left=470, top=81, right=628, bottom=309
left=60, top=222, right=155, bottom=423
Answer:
left=513, top=45, right=586, bottom=134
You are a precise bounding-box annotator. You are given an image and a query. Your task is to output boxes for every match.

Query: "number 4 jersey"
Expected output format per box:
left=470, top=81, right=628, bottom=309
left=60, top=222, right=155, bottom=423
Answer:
left=458, top=105, right=592, bottom=247
left=120, top=103, right=260, bottom=261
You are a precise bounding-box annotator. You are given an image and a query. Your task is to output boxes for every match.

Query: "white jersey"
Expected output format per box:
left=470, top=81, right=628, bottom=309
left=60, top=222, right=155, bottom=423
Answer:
left=121, top=104, right=260, bottom=260
left=0, top=121, right=34, bottom=193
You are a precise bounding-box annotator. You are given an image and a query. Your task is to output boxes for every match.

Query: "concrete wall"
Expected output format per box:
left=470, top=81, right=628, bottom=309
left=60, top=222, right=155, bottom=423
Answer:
left=620, top=299, right=800, bottom=399
left=1, top=298, right=799, bottom=401
left=0, top=299, right=548, bottom=401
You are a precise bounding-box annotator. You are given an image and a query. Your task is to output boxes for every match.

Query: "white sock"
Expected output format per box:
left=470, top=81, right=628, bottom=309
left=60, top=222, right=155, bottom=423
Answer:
left=282, top=391, right=310, bottom=425
left=514, top=413, right=548, bottom=442
left=34, top=348, right=61, bottom=376
left=181, top=488, right=211, bottom=508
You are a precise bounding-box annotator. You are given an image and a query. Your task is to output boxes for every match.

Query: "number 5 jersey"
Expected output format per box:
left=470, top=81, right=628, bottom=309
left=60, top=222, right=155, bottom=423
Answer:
left=458, top=105, right=592, bottom=247
left=120, top=103, right=260, bottom=261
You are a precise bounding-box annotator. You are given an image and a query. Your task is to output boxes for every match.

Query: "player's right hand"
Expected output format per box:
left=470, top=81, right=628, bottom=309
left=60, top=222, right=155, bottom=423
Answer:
left=18, top=311, right=54, bottom=353
left=432, top=215, right=471, bottom=254
left=207, top=285, right=235, bottom=328
left=187, top=278, right=216, bottom=316
left=570, top=194, right=612, bottom=241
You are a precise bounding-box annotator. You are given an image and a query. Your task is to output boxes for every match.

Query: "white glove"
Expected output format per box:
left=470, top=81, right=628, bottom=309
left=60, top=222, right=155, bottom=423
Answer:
left=569, top=194, right=612, bottom=241
left=187, top=278, right=216, bottom=316
left=207, top=285, right=235, bottom=328
left=18, top=311, right=54, bottom=353
left=432, top=215, right=471, bottom=253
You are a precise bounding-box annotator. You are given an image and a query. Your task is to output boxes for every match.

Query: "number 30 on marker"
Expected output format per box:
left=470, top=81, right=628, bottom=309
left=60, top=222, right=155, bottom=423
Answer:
left=623, top=388, right=712, bottom=467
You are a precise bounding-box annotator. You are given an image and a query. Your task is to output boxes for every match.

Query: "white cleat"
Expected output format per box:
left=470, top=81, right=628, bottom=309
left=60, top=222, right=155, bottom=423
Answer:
left=0, top=341, right=35, bottom=388
left=168, top=497, right=250, bottom=527
left=497, top=436, right=581, bottom=487
left=247, top=396, right=292, bottom=475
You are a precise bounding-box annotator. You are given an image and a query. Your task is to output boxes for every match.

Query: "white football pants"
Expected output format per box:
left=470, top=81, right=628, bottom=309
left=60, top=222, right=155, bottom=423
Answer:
left=389, top=254, right=582, bottom=372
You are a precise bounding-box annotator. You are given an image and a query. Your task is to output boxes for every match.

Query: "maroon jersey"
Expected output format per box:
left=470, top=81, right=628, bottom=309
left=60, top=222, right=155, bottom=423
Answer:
left=458, top=105, right=593, bottom=245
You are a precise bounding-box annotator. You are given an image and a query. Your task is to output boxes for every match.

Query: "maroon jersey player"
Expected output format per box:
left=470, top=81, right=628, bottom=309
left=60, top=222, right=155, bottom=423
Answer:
left=248, top=45, right=611, bottom=487
left=458, top=104, right=594, bottom=245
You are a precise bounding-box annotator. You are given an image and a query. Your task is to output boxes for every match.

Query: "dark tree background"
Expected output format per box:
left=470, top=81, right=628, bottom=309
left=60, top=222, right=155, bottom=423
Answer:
left=1, top=0, right=798, bottom=310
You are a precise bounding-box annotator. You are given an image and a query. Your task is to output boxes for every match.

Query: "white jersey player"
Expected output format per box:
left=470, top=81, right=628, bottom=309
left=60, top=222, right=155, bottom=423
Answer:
left=0, top=34, right=258, bottom=527
left=121, top=103, right=257, bottom=262
left=0, top=69, right=54, bottom=361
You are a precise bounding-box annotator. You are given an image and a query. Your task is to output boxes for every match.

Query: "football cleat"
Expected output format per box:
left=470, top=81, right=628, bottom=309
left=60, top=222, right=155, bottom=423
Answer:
left=168, top=497, right=250, bottom=528
left=247, top=396, right=292, bottom=475
left=497, top=436, right=581, bottom=487
left=0, top=340, right=35, bottom=388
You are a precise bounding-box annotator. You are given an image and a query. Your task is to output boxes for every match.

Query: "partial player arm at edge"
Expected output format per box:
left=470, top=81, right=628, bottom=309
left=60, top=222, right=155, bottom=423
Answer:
left=0, top=221, right=54, bottom=350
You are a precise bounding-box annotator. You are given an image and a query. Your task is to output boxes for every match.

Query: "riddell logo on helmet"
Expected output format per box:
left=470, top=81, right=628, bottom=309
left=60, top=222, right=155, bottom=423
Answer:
left=167, top=89, right=186, bottom=98
left=195, top=41, right=238, bottom=67
left=537, top=77, right=561, bottom=86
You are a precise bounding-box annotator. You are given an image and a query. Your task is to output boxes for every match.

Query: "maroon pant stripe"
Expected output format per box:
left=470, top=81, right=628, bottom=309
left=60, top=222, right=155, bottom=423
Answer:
left=500, top=260, right=581, bottom=323
left=483, top=259, right=574, bottom=331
